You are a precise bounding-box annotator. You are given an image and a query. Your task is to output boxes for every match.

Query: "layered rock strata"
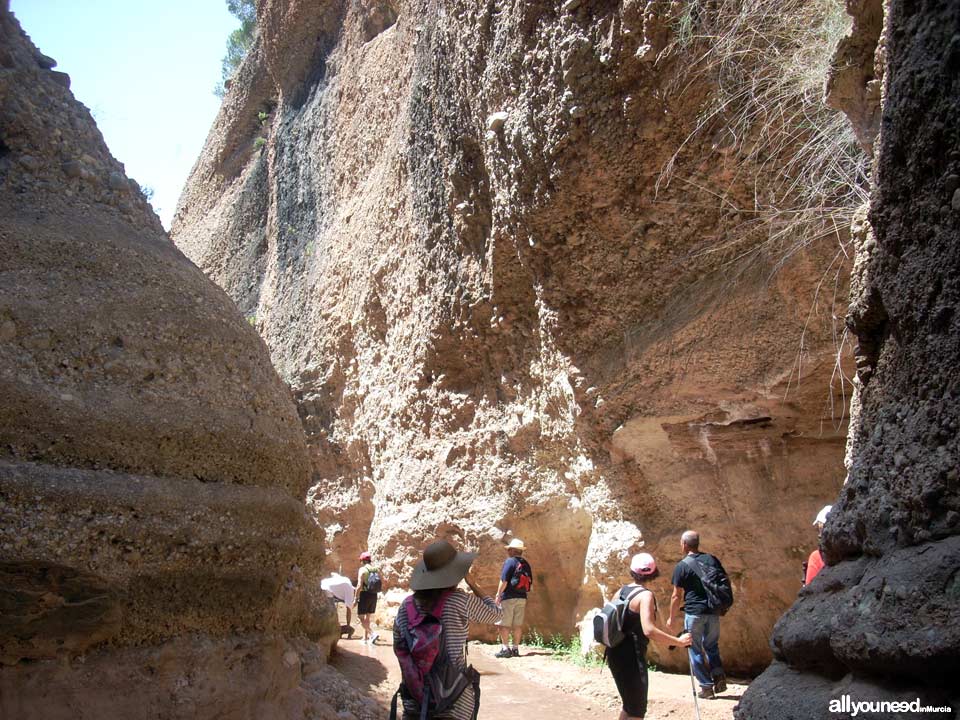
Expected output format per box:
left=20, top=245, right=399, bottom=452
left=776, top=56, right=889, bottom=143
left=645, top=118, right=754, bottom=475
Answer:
left=737, top=0, right=960, bottom=715
left=0, top=5, right=340, bottom=717
left=174, top=0, right=855, bottom=673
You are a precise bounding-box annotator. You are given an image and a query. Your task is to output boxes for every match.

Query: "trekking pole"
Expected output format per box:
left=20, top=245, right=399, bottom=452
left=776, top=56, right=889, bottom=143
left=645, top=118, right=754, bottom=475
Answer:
left=689, top=661, right=702, bottom=720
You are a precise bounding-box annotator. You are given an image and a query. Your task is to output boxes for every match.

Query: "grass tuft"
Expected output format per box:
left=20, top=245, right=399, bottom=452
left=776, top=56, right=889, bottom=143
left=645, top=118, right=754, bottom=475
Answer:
left=658, top=0, right=869, bottom=273
left=525, top=630, right=606, bottom=668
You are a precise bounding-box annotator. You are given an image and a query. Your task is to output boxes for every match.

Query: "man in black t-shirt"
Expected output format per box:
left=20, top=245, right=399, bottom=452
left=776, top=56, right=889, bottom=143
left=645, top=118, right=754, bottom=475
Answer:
left=667, top=530, right=727, bottom=699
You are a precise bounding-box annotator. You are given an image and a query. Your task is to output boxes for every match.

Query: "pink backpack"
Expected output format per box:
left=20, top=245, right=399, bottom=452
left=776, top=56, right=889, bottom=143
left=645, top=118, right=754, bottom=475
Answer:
left=390, top=592, right=479, bottom=720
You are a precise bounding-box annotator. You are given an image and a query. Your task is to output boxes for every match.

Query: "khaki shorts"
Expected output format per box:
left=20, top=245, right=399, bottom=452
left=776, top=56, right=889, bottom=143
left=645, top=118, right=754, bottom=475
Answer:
left=498, top=598, right=527, bottom=627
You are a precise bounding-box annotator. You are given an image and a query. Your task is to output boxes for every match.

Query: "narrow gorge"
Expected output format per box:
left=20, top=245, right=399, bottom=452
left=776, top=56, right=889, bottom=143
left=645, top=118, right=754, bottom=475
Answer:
left=1, top=0, right=957, bottom=718
left=173, top=0, right=859, bottom=676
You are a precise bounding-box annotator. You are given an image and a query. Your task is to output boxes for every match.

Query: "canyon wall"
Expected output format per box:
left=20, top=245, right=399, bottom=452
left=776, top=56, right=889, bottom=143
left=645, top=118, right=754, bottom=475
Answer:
left=0, top=5, right=359, bottom=718
left=737, top=0, right=960, bottom=716
left=173, top=0, right=855, bottom=673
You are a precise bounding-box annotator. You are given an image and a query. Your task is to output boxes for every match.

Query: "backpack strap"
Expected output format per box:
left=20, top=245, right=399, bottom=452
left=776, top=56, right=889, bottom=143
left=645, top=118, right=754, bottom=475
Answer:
left=420, top=685, right=430, bottom=720
left=398, top=597, right=418, bottom=650
left=682, top=555, right=721, bottom=608
left=624, top=585, right=654, bottom=631
left=623, top=585, right=646, bottom=607
left=470, top=666, right=481, bottom=720
left=682, top=554, right=709, bottom=581
left=620, top=586, right=650, bottom=671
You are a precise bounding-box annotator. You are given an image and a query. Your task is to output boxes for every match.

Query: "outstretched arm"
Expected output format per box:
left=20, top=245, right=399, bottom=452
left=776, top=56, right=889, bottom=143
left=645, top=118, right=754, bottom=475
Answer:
left=636, top=592, right=691, bottom=648
left=465, top=574, right=502, bottom=624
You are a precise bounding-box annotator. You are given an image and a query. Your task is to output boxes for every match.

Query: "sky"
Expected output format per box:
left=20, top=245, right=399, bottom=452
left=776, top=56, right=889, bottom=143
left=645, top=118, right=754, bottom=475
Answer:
left=11, top=0, right=239, bottom=228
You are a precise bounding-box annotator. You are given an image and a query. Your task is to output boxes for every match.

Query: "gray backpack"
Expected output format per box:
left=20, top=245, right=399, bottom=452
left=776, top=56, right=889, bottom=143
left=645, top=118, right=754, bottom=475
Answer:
left=593, top=586, right=646, bottom=648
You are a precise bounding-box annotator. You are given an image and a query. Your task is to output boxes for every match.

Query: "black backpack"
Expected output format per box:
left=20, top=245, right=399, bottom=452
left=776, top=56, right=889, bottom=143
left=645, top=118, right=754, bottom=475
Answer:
left=683, top=554, right=733, bottom=615
left=509, top=558, right=533, bottom=593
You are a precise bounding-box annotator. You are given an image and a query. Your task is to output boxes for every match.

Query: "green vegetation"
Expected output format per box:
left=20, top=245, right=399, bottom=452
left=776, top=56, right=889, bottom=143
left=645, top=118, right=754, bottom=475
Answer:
left=214, top=0, right=257, bottom=98
left=253, top=137, right=266, bottom=149
left=524, top=630, right=606, bottom=669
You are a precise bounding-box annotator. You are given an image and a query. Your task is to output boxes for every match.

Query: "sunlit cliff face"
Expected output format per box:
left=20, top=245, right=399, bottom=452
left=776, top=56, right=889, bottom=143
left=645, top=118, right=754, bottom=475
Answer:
left=172, top=0, right=856, bottom=675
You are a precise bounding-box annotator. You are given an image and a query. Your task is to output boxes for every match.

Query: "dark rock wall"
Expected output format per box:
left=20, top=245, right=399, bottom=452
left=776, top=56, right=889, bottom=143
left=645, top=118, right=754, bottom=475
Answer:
left=737, top=0, right=960, bottom=716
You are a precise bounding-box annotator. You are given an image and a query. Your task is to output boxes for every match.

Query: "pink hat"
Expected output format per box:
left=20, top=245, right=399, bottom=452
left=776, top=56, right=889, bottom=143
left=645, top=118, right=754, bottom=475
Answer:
left=630, top=552, right=657, bottom=576
left=359, top=551, right=372, bottom=561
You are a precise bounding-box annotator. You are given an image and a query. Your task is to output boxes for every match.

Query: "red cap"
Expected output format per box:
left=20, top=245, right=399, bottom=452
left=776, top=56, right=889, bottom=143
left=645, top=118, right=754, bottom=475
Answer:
left=359, top=551, right=372, bottom=561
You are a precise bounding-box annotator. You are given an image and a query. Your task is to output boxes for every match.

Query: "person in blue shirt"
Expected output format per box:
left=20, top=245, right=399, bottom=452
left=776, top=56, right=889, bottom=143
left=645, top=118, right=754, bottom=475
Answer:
left=494, top=538, right=532, bottom=658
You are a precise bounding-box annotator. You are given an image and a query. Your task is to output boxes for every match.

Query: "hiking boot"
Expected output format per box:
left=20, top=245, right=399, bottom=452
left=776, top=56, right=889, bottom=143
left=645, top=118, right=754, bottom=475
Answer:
left=511, top=647, right=520, bottom=657
left=697, top=686, right=716, bottom=700
left=495, top=647, right=513, bottom=658
left=713, top=673, right=727, bottom=694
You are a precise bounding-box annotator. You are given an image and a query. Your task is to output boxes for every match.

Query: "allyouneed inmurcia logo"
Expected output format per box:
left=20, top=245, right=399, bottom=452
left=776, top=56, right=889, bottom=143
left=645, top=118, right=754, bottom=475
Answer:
left=829, top=695, right=953, bottom=716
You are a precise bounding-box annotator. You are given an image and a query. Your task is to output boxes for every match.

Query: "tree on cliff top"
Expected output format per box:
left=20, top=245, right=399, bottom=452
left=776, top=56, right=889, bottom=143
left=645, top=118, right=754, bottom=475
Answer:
left=214, top=0, right=256, bottom=98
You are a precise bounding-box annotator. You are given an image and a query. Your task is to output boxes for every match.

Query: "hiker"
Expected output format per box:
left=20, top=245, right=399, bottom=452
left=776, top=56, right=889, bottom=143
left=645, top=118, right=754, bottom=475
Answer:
left=803, top=505, right=832, bottom=586
left=606, top=553, right=692, bottom=720
left=320, top=571, right=356, bottom=638
left=391, top=539, right=501, bottom=719
left=494, top=537, right=533, bottom=658
left=667, top=530, right=729, bottom=699
left=357, top=550, right=383, bottom=644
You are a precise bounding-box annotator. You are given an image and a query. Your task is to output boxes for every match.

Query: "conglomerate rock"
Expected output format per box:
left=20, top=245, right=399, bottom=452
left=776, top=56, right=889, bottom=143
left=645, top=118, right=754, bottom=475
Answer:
left=737, top=0, right=960, bottom=716
left=174, top=0, right=855, bottom=673
left=0, top=4, right=338, bottom=717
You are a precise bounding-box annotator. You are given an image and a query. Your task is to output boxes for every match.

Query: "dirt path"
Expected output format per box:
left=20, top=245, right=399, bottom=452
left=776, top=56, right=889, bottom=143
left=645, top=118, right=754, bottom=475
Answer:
left=330, top=637, right=745, bottom=719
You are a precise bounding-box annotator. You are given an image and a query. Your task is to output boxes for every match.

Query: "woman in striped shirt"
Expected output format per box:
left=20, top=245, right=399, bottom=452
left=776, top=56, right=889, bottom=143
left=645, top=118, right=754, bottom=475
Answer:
left=393, top=540, right=502, bottom=720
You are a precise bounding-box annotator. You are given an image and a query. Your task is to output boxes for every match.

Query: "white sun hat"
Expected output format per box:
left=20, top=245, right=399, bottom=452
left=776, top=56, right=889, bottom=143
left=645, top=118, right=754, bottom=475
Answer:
left=813, top=505, right=833, bottom=526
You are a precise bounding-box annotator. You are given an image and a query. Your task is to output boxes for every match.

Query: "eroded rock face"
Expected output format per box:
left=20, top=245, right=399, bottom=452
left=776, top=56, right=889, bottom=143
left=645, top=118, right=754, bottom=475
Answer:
left=737, top=0, right=960, bottom=715
left=174, top=0, right=853, bottom=673
left=0, top=4, right=337, bottom=716
left=825, top=0, right=884, bottom=154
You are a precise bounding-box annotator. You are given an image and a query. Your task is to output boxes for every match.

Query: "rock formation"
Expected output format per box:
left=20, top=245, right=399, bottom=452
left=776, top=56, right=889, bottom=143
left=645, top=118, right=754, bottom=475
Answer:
left=174, top=0, right=857, bottom=674
left=737, top=0, right=960, bottom=716
left=0, top=5, right=352, bottom=718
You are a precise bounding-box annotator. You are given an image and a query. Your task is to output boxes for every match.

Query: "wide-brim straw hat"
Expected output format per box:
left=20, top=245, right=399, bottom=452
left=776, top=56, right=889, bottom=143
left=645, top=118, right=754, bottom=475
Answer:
left=505, top=538, right=525, bottom=551
left=410, top=539, right=477, bottom=590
